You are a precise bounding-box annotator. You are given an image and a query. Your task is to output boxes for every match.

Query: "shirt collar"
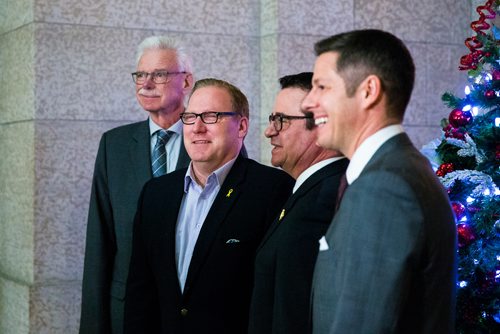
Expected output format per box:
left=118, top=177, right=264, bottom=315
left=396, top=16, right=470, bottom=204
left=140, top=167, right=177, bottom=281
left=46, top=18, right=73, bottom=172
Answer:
left=293, top=157, right=347, bottom=193
left=184, top=156, right=238, bottom=192
left=346, top=124, right=404, bottom=185
left=149, top=117, right=183, bottom=137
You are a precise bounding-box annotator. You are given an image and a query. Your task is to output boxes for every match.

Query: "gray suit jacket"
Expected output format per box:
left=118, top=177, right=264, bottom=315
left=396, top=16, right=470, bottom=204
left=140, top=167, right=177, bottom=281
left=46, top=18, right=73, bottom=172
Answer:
left=80, top=120, right=190, bottom=334
left=312, top=133, right=457, bottom=334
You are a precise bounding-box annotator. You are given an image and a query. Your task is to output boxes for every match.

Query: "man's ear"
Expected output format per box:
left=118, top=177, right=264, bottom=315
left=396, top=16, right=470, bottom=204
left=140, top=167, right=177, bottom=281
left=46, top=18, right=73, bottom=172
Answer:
left=183, top=73, right=194, bottom=93
left=359, top=74, right=382, bottom=109
left=238, top=117, right=249, bottom=138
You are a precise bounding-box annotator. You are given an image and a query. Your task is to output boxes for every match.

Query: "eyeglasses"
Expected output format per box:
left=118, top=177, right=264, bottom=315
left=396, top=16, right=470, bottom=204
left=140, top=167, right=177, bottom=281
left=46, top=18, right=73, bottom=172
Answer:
left=268, top=113, right=314, bottom=132
left=131, top=70, right=186, bottom=84
left=180, top=112, right=239, bottom=125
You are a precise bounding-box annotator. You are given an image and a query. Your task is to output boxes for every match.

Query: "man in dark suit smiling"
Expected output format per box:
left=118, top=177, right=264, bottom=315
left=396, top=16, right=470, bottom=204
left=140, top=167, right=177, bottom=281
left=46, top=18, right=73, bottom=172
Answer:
left=124, top=78, right=294, bottom=334
left=249, top=72, right=347, bottom=334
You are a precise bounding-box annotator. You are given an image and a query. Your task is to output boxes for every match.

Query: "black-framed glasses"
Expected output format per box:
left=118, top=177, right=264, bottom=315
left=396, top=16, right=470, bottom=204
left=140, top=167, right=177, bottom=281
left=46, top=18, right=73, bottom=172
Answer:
left=131, top=70, right=186, bottom=84
left=268, top=113, right=314, bottom=132
left=180, top=112, right=239, bottom=125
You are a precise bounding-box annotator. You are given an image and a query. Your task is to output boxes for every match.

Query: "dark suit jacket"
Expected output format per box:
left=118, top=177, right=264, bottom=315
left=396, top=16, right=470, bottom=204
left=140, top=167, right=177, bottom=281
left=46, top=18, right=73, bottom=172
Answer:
left=80, top=120, right=190, bottom=334
left=123, top=156, right=294, bottom=334
left=312, top=133, right=457, bottom=334
left=249, top=158, right=348, bottom=334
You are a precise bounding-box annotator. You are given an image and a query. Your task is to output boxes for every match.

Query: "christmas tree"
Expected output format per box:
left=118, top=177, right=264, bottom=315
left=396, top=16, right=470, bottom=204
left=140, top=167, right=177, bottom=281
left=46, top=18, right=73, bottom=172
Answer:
left=422, top=0, right=500, bottom=332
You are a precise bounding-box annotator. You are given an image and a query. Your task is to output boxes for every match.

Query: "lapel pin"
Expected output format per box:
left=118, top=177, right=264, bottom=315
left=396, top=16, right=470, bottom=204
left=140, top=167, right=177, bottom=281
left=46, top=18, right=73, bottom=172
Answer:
left=279, top=209, right=285, bottom=221
left=226, top=188, right=234, bottom=197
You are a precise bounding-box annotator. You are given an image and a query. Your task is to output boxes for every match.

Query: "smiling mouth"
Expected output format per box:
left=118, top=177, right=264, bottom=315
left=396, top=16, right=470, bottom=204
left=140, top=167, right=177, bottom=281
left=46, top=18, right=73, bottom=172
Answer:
left=315, top=117, right=328, bottom=126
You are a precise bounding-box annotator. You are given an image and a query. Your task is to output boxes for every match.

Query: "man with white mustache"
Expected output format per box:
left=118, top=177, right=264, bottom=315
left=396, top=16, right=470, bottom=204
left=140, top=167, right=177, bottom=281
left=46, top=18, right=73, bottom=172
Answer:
left=80, top=36, right=194, bottom=334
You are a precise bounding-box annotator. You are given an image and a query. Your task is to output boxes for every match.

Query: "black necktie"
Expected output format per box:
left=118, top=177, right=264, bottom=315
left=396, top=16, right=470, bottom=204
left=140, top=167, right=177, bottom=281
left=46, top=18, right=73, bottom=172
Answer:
left=151, top=130, right=172, bottom=177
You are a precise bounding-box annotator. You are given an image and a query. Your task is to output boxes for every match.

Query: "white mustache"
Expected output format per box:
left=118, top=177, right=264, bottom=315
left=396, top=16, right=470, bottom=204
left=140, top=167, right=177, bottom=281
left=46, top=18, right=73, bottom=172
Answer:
left=138, top=88, right=160, bottom=97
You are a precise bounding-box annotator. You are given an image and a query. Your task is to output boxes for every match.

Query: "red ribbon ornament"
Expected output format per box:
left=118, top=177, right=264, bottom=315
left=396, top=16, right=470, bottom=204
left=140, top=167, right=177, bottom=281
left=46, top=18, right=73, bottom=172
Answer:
left=459, top=0, right=497, bottom=70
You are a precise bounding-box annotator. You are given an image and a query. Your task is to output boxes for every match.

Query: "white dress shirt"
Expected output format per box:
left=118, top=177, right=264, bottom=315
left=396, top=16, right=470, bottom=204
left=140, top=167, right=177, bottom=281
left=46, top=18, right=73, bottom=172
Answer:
left=293, top=157, right=347, bottom=193
left=346, top=124, right=405, bottom=184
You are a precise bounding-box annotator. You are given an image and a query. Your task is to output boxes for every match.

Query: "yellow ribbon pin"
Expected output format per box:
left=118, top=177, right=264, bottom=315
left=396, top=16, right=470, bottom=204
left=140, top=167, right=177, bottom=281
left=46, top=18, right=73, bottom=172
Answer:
left=279, top=209, right=285, bottom=221
left=226, top=189, right=234, bottom=197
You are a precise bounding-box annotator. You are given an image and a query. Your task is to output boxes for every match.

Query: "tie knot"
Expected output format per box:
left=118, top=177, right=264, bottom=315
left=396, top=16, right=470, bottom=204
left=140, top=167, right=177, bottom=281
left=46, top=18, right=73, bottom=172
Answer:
left=156, top=130, right=172, bottom=145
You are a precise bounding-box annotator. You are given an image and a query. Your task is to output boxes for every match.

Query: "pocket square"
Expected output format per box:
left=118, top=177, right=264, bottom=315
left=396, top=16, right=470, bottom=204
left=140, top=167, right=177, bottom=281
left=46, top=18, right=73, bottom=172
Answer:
left=225, top=238, right=240, bottom=244
left=319, top=236, right=329, bottom=251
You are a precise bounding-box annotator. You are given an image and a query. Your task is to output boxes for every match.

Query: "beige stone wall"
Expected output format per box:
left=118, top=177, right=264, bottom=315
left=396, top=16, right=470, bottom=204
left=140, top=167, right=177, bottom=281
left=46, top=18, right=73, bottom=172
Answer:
left=0, top=0, right=472, bottom=332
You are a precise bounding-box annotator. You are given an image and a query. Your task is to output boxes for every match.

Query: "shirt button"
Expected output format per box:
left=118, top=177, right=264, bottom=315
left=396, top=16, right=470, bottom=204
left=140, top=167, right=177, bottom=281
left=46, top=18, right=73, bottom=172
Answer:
left=180, top=308, right=188, bottom=316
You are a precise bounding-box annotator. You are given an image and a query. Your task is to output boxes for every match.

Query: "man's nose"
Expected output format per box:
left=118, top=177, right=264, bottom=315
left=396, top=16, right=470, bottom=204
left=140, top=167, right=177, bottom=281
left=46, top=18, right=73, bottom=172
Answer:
left=264, top=121, right=277, bottom=138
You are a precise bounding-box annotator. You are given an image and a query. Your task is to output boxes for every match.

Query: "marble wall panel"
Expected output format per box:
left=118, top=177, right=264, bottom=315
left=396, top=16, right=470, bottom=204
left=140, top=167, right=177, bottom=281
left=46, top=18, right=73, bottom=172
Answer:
left=260, top=34, right=279, bottom=164
left=426, top=44, right=470, bottom=127
left=0, top=25, right=35, bottom=124
left=261, top=0, right=278, bottom=36
left=404, top=42, right=469, bottom=128
left=0, top=122, right=35, bottom=284
left=35, top=0, right=259, bottom=36
left=404, top=42, right=437, bottom=128
left=354, top=0, right=469, bottom=44
left=0, top=0, right=33, bottom=34
left=34, top=23, right=143, bottom=122
left=277, top=0, right=354, bottom=35
left=0, top=277, right=30, bottom=334
left=30, top=282, right=81, bottom=334
left=35, top=23, right=261, bottom=155
left=276, top=34, right=318, bottom=76
left=33, top=120, right=125, bottom=281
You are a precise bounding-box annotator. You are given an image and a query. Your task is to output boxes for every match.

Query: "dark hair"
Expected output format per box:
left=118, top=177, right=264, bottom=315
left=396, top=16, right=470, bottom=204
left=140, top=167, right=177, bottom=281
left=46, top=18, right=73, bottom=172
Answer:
left=279, top=72, right=313, bottom=91
left=315, top=29, right=415, bottom=120
left=190, top=78, right=249, bottom=118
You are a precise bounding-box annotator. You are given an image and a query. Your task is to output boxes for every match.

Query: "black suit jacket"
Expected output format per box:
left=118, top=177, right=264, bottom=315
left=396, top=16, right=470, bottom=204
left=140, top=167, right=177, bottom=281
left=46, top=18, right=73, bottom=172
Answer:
left=248, top=158, right=348, bottom=334
left=80, top=120, right=190, bottom=334
left=124, top=156, right=294, bottom=334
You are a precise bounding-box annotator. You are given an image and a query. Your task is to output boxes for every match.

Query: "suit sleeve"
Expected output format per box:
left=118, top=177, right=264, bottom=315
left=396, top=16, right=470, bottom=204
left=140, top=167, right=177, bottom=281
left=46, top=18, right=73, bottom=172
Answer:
left=80, top=134, right=116, bottom=334
left=317, top=170, right=424, bottom=333
left=123, top=185, right=161, bottom=333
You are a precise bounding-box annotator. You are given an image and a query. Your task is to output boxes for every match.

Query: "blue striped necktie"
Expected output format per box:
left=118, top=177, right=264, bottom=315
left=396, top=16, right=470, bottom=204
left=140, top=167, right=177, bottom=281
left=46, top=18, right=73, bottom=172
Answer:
left=151, top=130, right=172, bottom=177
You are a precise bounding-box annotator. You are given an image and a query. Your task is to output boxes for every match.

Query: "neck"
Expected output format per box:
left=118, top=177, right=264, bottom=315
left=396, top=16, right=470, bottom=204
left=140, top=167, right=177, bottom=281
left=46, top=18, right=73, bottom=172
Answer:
left=344, top=113, right=399, bottom=159
left=190, top=163, right=212, bottom=188
left=149, top=105, right=185, bottom=129
left=289, top=148, right=342, bottom=179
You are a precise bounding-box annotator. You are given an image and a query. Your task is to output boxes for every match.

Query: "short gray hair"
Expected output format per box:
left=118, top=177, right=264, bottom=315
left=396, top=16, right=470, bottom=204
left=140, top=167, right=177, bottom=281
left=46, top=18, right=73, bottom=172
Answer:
left=135, top=36, right=193, bottom=74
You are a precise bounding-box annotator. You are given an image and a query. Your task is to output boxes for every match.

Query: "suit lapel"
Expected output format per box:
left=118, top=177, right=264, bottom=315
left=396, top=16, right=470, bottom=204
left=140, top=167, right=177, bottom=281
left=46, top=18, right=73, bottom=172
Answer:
left=130, top=120, right=153, bottom=185
left=156, top=172, right=187, bottom=293
left=256, top=159, right=349, bottom=252
left=362, top=133, right=412, bottom=172
left=183, top=156, right=248, bottom=295
left=176, top=134, right=191, bottom=169
left=256, top=185, right=301, bottom=252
